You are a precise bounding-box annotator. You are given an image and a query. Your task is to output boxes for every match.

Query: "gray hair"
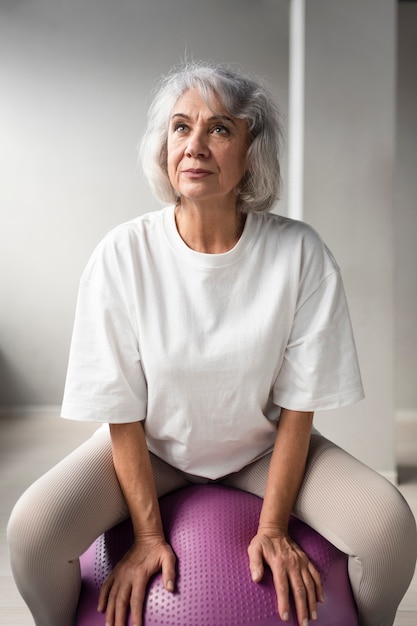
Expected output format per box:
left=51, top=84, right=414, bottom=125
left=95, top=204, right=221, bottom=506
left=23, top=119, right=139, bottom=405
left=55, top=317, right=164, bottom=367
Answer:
left=139, top=62, right=282, bottom=213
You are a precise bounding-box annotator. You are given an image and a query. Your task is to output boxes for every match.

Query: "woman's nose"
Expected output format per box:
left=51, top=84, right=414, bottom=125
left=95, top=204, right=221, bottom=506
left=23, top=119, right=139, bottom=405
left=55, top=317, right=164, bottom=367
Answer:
left=185, top=130, right=209, bottom=158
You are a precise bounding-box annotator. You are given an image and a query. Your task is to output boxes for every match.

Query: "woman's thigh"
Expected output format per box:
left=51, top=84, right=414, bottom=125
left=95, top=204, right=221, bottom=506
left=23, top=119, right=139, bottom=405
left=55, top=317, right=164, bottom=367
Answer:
left=8, top=427, right=188, bottom=560
left=224, top=433, right=415, bottom=556
left=8, top=428, right=127, bottom=561
left=294, top=434, right=415, bottom=559
left=225, top=433, right=416, bottom=625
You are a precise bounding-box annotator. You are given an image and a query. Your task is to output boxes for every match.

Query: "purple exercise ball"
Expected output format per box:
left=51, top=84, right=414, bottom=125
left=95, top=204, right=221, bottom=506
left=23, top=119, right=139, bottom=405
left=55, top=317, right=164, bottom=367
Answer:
left=76, top=484, right=357, bottom=625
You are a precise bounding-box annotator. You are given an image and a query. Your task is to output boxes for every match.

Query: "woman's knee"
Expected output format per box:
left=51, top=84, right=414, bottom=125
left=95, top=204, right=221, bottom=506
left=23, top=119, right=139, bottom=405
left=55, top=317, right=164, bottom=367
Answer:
left=356, top=470, right=415, bottom=547
left=8, top=497, right=45, bottom=577
left=369, top=477, right=417, bottom=572
left=7, top=480, right=63, bottom=568
left=301, top=435, right=416, bottom=562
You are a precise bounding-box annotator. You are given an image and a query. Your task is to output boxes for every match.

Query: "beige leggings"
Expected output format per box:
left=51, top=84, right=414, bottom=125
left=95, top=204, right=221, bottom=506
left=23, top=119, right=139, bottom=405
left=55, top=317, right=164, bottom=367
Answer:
left=7, top=429, right=417, bottom=626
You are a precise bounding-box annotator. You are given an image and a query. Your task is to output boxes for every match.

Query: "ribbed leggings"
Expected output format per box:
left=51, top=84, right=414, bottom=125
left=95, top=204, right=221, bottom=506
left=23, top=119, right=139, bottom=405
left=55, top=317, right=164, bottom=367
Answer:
left=7, top=428, right=417, bottom=626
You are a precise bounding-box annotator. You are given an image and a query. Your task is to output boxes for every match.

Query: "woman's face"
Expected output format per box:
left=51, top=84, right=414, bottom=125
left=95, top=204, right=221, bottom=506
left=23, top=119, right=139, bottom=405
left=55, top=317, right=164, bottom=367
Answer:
left=167, top=88, right=249, bottom=208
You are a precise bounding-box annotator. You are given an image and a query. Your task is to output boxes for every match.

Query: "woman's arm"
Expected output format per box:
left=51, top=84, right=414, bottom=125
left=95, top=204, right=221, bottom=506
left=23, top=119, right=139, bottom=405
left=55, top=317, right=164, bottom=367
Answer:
left=248, top=408, right=323, bottom=626
left=98, top=421, right=175, bottom=626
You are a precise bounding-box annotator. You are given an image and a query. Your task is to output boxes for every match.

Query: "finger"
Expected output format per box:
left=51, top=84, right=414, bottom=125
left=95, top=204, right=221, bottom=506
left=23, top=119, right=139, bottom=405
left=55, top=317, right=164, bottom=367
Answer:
left=111, top=582, right=132, bottom=626
left=269, top=565, right=291, bottom=622
left=304, top=562, right=323, bottom=621
left=102, top=580, right=118, bottom=626
left=301, top=568, right=319, bottom=621
left=98, top=583, right=108, bottom=613
left=129, top=579, right=148, bottom=626
left=288, top=571, right=309, bottom=626
left=161, top=551, right=177, bottom=592
left=247, top=545, right=265, bottom=583
left=308, top=561, right=324, bottom=603
left=98, top=573, right=114, bottom=613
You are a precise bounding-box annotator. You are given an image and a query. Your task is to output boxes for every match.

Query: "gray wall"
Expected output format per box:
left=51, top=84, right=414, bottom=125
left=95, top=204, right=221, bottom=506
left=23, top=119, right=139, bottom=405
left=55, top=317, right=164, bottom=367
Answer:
left=0, top=0, right=289, bottom=403
left=395, top=2, right=417, bottom=418
left=303, top=0, right=398, bottom=476
left=1, top=0, right=416, bottom=477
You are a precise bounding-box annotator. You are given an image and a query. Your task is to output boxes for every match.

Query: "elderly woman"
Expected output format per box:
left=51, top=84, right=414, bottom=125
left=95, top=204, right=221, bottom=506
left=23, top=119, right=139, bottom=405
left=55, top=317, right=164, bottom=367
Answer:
left=8, top=62, right=416, bottom=626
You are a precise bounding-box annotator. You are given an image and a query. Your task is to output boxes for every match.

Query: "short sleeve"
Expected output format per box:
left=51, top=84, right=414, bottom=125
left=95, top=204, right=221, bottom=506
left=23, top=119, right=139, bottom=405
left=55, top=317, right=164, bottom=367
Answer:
left=61, top=245, right=147, bottom=423
left=273, top=258, right=364, bottom=412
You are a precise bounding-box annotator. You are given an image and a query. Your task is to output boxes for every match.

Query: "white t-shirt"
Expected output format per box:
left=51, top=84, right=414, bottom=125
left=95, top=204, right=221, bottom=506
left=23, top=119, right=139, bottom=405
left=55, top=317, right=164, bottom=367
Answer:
left=61, top=205, right=364, bottom=478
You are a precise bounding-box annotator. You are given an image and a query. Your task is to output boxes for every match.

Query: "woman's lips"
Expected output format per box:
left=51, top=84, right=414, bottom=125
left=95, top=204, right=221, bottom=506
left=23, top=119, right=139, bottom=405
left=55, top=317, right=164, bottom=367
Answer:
left=182, top=168, right=213, bottom=178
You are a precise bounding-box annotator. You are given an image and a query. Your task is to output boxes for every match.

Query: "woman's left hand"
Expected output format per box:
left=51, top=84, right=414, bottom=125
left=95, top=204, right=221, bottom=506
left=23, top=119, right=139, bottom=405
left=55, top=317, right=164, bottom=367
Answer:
left=248, top=529, right=323, bottom=626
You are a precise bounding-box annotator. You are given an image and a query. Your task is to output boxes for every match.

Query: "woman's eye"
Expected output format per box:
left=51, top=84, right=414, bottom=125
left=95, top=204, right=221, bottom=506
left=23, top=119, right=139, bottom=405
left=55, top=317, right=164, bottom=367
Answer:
left=212, top=125, right=229, bottom=135
left=173, top=123, right=187, bottom=133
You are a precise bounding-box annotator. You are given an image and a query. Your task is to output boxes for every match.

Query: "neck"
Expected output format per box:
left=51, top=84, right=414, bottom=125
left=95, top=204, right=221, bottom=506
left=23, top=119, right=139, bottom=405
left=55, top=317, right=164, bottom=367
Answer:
left=174, top=200, right=246, bottom=254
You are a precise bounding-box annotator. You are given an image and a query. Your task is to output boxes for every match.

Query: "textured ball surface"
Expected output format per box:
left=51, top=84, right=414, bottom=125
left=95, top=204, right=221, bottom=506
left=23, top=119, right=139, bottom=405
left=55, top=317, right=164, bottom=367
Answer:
left=77, top=484, right=357, bottom=625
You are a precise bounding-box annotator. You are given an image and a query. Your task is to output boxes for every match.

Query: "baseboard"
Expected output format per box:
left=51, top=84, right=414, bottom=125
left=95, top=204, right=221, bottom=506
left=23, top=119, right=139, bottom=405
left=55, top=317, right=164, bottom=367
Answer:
left=379, top=470, right=398, bottom=485
left=0, top=404, right=61, bottom=417
left=0, top=405, right=410, bottom=486
left=3, top=405, right=417, bottom=421
left=396, top=410, right=417, bottom=423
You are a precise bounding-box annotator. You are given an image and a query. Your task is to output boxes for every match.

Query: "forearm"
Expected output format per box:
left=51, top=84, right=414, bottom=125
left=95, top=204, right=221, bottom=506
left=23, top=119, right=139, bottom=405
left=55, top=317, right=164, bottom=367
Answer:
left=249, top=409, right=322, bottom=625
left=109, top=421, right=164, bottom=540
left=259, top=408, right=314, bottom=534
left=99, top=422, right=175, bottom=623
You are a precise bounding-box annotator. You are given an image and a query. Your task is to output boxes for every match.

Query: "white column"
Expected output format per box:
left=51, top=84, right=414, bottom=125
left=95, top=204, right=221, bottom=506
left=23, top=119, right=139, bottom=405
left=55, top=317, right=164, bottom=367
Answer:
left=287, top=0, right=305, bottom=221
left=302, top=0, right=397, bottom=479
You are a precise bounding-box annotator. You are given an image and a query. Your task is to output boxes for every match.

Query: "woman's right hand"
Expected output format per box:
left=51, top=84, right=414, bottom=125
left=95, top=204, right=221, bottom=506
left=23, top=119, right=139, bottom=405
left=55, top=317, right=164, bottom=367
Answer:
left=97, top=535, right=176, bottom=626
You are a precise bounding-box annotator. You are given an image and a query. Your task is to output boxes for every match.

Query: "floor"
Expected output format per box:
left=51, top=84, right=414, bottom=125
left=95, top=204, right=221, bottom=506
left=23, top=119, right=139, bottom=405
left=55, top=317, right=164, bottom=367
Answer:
left=0, top=409, right=416, bottom=625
